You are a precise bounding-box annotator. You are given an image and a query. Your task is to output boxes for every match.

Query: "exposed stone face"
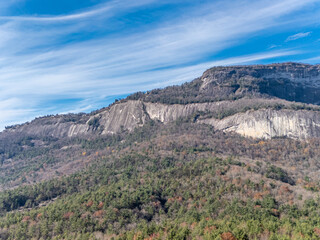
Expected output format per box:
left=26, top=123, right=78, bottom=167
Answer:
left=2, top=115, right=90, bottom=138
left=200, top=62, right=320, bottom=104
left=199, top=109, right=320, bottom=139
left=6, top=99, right=320, bottom=140
left=144, top=101, right=215, bottom=122
left=142, top=101, right=320, bottom=140
left=96, top=100, right=150, bottom=134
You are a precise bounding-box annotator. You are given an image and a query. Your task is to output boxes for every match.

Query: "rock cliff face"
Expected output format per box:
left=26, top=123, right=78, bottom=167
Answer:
left=97, top=100, right=150, bottom=135
left=199, top=109, right=320, bottom=139
left=2, top=63, right=320, bottom=140
left=1, top=114, right=91, bottom=138
left=199, top=62, right=320, bottom=104
left=3, top=99, right=320, bottom=140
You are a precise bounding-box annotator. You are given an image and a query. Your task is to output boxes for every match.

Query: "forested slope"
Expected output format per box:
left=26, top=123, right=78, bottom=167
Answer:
left=2, top=121, right=320, bottom=239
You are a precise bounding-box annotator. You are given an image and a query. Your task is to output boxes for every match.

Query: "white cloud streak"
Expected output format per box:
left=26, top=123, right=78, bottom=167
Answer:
left=0, top=5, right=112, bottom=22
left=0, top=0, right=319, bottom=130
left=286, top=32, right=312, bottom=42
left=0, top=0, right=157, bottom=22
left=301, top=55, right=320, bottom=63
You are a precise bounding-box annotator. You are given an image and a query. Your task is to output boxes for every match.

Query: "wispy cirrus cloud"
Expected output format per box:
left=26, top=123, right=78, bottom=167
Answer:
left=285, top=32, right=312, bottom=42
left=0, top=0, right=158, bottom=22
left=301, top=55, right=320, bottom=63
left=0, top=0, right=319, bottom=129
left=0, top=5, right=112, bottom=22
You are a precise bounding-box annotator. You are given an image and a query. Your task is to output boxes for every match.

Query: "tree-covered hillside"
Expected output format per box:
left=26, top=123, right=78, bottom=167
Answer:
left=1, top=121, right=320, bottom=239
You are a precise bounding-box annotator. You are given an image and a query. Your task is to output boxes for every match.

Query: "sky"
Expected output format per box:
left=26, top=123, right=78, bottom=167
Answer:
left=0, top=0, right=320, bottom=130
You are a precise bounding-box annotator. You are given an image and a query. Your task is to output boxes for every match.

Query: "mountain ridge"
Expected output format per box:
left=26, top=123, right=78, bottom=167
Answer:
left=2, top=62, right=320, bottom=140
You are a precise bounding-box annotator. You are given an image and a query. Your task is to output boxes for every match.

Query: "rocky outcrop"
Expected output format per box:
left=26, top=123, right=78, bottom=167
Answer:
left=143, top=101, right=320, bottom=140
left=2, top=114, right=90, bottom=138
left=199, top=109, right=320, bottom=139
left=199, top=62, right=320, bottom=104
left=95, top=100, right=150, bottom=135
left=3, top=98, right=320, bottom=140
left=78, top=99, right=320, bottom=140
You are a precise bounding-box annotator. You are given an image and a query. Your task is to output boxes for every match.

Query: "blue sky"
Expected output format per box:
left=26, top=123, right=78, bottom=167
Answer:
left=0, top=0, right=320, bottom=130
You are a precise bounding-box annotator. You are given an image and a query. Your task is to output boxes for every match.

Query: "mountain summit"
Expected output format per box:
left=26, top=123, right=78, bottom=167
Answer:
left=129, top=62, right=320, bottom=104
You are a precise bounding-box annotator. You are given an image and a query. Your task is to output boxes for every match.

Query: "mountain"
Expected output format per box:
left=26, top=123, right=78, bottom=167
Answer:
left=2, top=62, right=320, bottom=239
left=3, top=62, right=320, bottom=140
